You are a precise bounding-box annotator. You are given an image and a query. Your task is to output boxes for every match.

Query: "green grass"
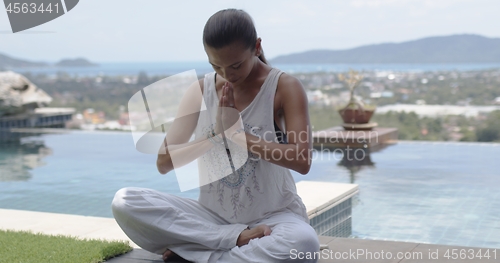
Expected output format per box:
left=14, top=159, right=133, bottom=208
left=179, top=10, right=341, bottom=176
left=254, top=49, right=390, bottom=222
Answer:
left=0, top=229, right=132, bottom=263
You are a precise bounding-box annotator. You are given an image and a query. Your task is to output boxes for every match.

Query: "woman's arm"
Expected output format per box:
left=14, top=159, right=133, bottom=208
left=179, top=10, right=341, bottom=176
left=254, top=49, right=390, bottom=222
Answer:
left=157, top=79, right=212, bottom=174
left=156, top=115, right=221, bottom=174
left=227, top=74, right=312, bottom=174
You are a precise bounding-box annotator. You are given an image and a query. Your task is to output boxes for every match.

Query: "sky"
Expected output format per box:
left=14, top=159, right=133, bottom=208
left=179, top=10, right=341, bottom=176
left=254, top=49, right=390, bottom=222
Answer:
left=1, top=0, right=499, bottom=63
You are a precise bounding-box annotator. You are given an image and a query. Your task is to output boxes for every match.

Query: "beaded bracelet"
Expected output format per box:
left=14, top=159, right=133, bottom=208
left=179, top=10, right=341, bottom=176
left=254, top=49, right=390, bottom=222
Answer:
left=207, top=134, right=216, bottom=145
left=207, top=130, right=224, bottom=146
left=211, top=130, right=224, bottom=144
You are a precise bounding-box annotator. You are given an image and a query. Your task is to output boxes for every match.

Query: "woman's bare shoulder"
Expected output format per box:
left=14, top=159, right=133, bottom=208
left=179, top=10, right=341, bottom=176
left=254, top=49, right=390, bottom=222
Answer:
left=276, top=72, right=306, bottom=100
left=278, top=72, right=302, bottom=85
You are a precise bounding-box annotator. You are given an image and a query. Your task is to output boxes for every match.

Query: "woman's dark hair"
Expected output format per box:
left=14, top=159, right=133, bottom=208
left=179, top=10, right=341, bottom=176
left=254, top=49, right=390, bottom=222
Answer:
left=203, top=9, right=268, bottom=64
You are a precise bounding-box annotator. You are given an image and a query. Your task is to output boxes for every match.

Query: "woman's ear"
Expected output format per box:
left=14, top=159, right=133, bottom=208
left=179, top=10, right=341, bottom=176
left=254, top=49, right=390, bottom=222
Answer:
left=255, top=38, right=262, bottom=56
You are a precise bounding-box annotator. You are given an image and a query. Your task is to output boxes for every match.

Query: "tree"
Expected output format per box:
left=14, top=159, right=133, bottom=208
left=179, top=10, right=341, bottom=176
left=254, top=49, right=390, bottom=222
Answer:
left=476, top=111, right=500, bottom=142
left=137, top=71, right=150, bottom=86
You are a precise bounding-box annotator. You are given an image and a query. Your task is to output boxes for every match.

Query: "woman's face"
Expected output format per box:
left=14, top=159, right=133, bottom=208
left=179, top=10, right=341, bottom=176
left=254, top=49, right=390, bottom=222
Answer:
left=204, top=41, right=257, bottom=85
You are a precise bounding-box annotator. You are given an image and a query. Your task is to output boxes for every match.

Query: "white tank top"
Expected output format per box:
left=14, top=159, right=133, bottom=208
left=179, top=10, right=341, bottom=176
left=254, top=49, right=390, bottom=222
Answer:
left=195, top=68, right=309, bottom=225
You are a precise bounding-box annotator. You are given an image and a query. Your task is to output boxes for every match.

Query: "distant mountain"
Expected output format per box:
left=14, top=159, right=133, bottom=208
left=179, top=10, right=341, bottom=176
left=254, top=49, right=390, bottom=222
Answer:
left=0, top=53, right=98, bottom=68
left=55, top=58, right=98, bottom=67
left=271, top=34, right=500, bottom=64
left=0, top=53, right=47, bottom=68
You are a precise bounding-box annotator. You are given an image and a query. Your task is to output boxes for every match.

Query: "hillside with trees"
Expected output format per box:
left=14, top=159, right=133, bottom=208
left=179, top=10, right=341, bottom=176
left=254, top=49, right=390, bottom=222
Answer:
left=272, top=34, right=500, bottom=64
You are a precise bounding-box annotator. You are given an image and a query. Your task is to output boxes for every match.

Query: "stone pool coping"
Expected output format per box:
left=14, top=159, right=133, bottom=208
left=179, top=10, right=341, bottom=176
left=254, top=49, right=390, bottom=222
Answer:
left=0, top=208, right=139, bottom=248
left=1, top=208, right=498, bottom=262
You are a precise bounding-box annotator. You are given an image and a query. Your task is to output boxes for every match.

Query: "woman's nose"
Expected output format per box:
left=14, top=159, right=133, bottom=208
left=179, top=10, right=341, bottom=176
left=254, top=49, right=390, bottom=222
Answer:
left=221, top=68, right=236, bottom=81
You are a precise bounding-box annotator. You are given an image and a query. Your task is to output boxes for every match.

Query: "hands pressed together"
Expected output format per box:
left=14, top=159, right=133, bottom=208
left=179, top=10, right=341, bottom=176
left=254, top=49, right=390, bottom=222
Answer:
left=214, top=82, right=242, bottom=138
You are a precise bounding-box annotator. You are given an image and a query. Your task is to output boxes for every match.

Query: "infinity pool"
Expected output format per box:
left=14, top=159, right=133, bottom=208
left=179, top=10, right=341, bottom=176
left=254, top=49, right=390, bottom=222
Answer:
left=0, top=131, right=499, bottom=249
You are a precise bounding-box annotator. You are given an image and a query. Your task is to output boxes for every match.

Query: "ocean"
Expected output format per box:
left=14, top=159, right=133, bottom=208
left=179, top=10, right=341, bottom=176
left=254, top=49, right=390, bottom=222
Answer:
left=6, top=62, right=500, bottom=77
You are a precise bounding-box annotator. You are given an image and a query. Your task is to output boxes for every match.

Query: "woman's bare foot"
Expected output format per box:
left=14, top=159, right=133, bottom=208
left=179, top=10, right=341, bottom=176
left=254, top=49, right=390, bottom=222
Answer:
left=162, top=249, right=180, bottom=262
left=237, top=224, right=272, bottom=247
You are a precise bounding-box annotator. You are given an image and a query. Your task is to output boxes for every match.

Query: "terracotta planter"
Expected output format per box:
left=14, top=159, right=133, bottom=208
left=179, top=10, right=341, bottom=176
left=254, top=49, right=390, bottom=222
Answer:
left=339, top=108, right=375, bottom=124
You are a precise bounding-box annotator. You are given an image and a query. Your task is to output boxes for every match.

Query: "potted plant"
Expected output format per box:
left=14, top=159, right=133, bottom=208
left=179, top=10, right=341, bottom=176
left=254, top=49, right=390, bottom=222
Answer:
left=337, top=70, right=377, bottom=129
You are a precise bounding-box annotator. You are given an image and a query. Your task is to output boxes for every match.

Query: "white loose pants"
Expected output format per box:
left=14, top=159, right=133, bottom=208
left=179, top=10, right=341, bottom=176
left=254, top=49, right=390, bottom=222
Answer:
left=112, top=187, right=319, bottom=263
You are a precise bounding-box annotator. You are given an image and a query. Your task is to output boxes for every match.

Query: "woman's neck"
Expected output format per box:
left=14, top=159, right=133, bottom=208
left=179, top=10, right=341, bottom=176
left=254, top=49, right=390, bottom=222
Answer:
left=233, top=59, right=271, bottom=92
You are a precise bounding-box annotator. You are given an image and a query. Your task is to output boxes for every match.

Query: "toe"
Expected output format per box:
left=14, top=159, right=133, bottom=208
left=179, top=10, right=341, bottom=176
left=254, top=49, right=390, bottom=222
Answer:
left=162, top=250, right=171, bottom=261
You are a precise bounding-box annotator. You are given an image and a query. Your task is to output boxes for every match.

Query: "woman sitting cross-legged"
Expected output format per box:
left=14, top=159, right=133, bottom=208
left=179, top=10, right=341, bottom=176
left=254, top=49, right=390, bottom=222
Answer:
left=112, top=8, right=320, bottom=263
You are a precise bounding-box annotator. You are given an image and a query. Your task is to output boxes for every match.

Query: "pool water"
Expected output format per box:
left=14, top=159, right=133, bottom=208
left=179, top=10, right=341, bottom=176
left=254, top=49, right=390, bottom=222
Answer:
left=0, top=131, right=499, bottom=249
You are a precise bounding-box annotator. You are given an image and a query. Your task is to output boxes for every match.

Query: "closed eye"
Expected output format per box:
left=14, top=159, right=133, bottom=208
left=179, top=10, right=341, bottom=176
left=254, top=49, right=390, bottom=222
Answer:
left=232, top=64, right=242, bottom=70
